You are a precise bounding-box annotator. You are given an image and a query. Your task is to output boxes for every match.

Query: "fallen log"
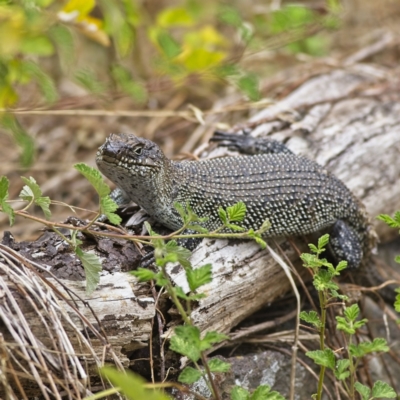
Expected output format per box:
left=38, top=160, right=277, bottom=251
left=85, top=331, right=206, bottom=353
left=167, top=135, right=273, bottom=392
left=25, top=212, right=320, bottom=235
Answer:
left=1, top=64, right=400, bottom=397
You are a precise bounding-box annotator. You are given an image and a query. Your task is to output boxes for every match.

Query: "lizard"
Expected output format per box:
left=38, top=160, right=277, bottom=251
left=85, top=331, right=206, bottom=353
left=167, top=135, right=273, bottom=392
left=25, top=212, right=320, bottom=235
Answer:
left=95, top=131, right=376, bottom=270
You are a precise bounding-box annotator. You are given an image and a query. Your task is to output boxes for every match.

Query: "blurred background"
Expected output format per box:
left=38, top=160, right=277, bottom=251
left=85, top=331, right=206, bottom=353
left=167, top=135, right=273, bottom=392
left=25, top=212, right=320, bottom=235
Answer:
left=0, top=0, right=399, bottom=239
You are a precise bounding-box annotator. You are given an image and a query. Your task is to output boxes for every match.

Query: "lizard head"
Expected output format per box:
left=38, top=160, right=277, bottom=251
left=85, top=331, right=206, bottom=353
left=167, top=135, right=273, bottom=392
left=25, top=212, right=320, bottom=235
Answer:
left=96, top=133, right=167, bottom=185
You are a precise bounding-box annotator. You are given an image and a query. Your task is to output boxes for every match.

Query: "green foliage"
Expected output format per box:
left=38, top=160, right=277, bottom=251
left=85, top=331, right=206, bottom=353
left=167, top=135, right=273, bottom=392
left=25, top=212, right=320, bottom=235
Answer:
left=1, top=0, right=340, bottom=164
left=74, top=68, right=107, bottom=95
left=178, top=366, right=202, bottom=384
left=186, top=263, right=212, bottom=292
left=301, top=234, right=394, bottom=399
left=378, top=211, right=400, bottom=317
left=377, top=212, right=400, bottom=230
left=218, top=201, right=246, bottom=231
left=0, top=114, right=35, bottom=167
left=101, top=366, right=171, bottom=400
left=74, top=247, right=102, bottom=295
left=231, top=385, right=285, bottom=400
left=0, top=176, right=15, bottom=225
left=306, top=348, right=335, bottom=369
left=20, top=176, right=51, bottom=219
left=74, top=163, right=122, bottom=225
left=299, top=310, right=322, bottom=329
left=355, top=381, right=397, bottom=400
left=207, top=358, right=230, bottom=373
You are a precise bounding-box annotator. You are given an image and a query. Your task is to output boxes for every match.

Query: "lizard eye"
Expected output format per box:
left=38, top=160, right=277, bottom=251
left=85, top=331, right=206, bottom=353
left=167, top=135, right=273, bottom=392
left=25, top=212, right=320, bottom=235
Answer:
left=134, top=146, right=143, bottom=155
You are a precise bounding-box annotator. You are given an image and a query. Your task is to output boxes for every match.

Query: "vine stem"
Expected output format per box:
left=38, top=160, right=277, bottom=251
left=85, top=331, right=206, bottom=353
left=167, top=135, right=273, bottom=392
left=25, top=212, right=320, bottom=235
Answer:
left=316, top=289, right=327, bottom=400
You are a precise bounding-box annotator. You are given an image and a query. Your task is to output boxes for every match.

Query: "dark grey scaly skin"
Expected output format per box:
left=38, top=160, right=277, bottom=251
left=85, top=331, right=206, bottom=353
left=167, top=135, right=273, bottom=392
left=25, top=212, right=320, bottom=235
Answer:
left=96, top=132, right=375, bottom=269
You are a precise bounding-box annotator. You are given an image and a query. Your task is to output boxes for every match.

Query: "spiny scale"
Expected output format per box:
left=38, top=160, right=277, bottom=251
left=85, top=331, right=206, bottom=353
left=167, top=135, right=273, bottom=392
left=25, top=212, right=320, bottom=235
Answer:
left=96, top=132, right=374, bottom=269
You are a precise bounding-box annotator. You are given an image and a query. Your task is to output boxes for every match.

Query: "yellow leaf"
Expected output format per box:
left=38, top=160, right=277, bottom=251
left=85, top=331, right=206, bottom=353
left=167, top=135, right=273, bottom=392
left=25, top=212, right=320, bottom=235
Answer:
left=59, top=0, right=95, bottom=22
left=184, top=25, right=228, bottom=48
left=0, top=85, right=18, bottom=108
left=0, top=5, right=25, bottom=56
left=179, top=48, right=227, bottom=72
left=156, top=6, right=194, bottom=27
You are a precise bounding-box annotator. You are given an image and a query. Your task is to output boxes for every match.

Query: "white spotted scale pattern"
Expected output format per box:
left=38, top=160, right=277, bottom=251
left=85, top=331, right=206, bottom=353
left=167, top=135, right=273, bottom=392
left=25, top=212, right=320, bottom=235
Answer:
left=96, top=133, right=374, bottom=269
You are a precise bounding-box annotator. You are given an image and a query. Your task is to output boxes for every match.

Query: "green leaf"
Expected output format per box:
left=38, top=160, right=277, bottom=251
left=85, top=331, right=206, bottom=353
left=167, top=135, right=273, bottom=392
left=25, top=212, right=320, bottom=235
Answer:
left=131, top=268, right=158, bottom=282
left=178, top=366, right=202, bottom=384
left=257, top=218, right=271, bottom=234
left=354, top=382, right=370, bottom=400
left=50, top=25, right=74, bottom=71
left=101, top=366, right=170, bottom=400
left=336, top=316, right=355, bottom=335
left=111, top=65, right=147, bottom=103
left=19, top=176, right=51, bottom=219
left=371, top=380, right=397, bottom=398
left=218, top=5, right=243, bottom=27
left=231, top=386, right=250, bottom=400
left=335, top=260, right=348, bottom=273
left=74, top=163, right=111, bottom=198
left=308, top=243, right=318, bottom=253
left=164, top=240, right=192, bottom=268
left=395, top=289, right=400, bottom=312
left=170, top=325, right=201, bottom=362
left=334, top=359, right=350, bottom=380
left=208, top=358, right=230, bottom=373
left=330, top=289, right=348, bottom=301
left=100, top=196, right=122, bottom=225
left=175, top=286, right=206, bottom=301
left=75, top=68, right=107, bottom=94
left=35, top=196, right=51, bottom=219
left=187, top=224, right=208, bottom=233
left=344, top=304, right=360, bottom=322
left=318, top=234, right=330, bottom=251
left=200, top=331, right=229, bottom=351
left=20, top=176, right=42, bottom=200
left=21, top=61, right=58, bottom=104
left=306, top=349, right=335, bottom=369
left=377, top=213, right=400, bottom=229
left=349, top=343, right=364, bottom=358
left=0, top=176, right=9, bottom=202
left=20, top=35, right=54, bottom=56
left=186, top=264, right=212, bottom=292
left=0, top=177, right=14, bottom=226
left=157, top=6, right=194, bottom=27
left=301, top=253, right=326, bottom=269
left=395, top=255, right=400, bottom=264
left=157, top=31, right=181, bottom=59
left=299, top=310, right=322, bottom=328
left=237, top=73, right=260, bottom=101
left=313, top=269, right=338, bottom=292
left=250, top=385, right=285, bottom=400
left=75, top=247, right=102, bottom=294
left=351, top=338, right=389, bottom=357
left=247, top=229, right=267, bottom=248
left=0, top=114, right=35, bottom=167
left=174, top=286, right=206, bottom=301
left=218, top=207, right=227, bottom=225
left=174, top=202, right=186, bottom=221
left=226, top=201, right=247, bottom=222
left=226, top=223, right=245, bottom=232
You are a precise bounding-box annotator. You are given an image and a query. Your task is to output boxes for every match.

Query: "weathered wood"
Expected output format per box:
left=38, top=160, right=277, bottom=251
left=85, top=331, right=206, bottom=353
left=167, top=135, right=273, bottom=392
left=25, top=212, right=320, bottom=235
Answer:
left=168, top=66, right=400, bottom=335
left=2, top=65, right=400, bottom=396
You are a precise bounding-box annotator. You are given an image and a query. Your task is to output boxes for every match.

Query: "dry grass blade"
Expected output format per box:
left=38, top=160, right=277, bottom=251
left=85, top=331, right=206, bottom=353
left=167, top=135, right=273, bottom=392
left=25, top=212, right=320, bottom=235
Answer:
left=0, top=247, right=118, bottom=399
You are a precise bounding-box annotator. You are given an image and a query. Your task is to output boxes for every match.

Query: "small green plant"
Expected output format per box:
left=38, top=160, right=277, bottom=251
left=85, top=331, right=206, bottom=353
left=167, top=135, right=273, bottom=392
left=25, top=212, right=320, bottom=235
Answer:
left=132, top=199, right=279, bottom=398
left=300, top=234, right=396, bottom=400
left=377, top=211, right=400, bottom=316
left=0, top=166, right=285, bottom=398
